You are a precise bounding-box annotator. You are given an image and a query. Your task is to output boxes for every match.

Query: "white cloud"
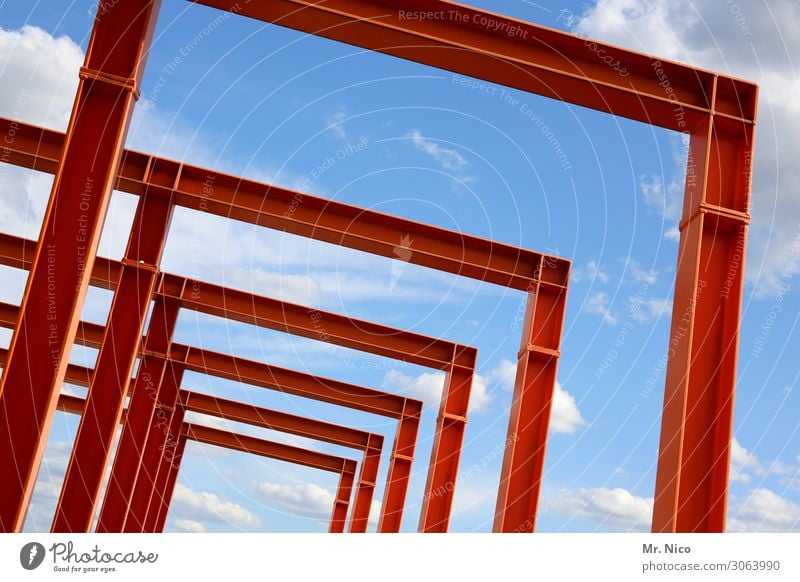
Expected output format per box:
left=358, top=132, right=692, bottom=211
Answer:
left=728, top=489, right=800, bottom=532
left=226, top=266, right=321, bottom=305
left=172, top=518, right=207, bottom=533
left=477, top=358, right=585, bottom=434
left=489, top=358, right=517, bottom=391
left=405, top=130, right=468, bottom=171
left=548, top=486, right=653, bottom=531
left=171, top=484, right=261, bottom=529
left=0, top=26, right=82, bottom=244
left=640, top=172, right=683, bottom=223
left=254, top=482, right=334, bottom=520
left=583, top=291, right=618, bottom=325
left=571, top=260, right=610, bottom=284
left=574, top=0, right=800, bottom=298
left=0, top=25, right=82, bottom=130
left=325, top=109, right=349, bottom=141
left=728, top=438, right=799, bottom=487
left=381, top=363, right=496, bottom=415
left=551, top=382, right=587, bottom=435
left=628, top=295, right=673, bottom=323
left=664, top=225, right=680, bottom=241
left=368, top=499, right=382, bottom=526
left=623, top=259, right=659, bottom=285
left=730, top=437, right=761, bottom=484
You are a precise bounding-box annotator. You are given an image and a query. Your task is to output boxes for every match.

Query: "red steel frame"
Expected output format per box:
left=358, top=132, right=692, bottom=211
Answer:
left=181, top=424, right=358, bottom=533
left=0, top=228, right=479, bottom=532
left=192, top=0, right=757, bottom=534
left=0, top=300, right=416, bottom=533
left=0, top=0, right=756, bottom=534
left=50, top=393, right=359, bottom=533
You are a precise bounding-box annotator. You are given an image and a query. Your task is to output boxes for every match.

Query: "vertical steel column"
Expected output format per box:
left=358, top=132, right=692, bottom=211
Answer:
left=96, top=292, right=182, bottom=531
left=493, top=258, right=569, bottom=532
left=126, top=362, right=186, bottom=531
left=653, top=84, right=756, bottom=532
left=53, top=189, right=174, bottom=532
left=348, top=433, right=383, bottom=533
left=152, top=425, right=187, bottom=532
left=378, top=400, right=421, bottom=533
left=418, top=347, right=476, bottom=532
left=329, top=460, right=357, bottom=533
left=0, top=0, right=161, bottom=532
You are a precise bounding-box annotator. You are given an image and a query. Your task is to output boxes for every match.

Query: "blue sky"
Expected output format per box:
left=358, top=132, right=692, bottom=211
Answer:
left=0, top=0, right=798, bottom=533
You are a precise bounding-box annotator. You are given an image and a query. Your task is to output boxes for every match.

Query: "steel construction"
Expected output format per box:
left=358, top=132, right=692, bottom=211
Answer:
left=50, top=392, right=360, bottom=532
left=0, top=0, right=756, bottom=534
left=0, top=301, right=416, bottom=533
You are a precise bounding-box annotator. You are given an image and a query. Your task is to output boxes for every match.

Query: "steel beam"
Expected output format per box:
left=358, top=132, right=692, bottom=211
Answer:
left=179, top=391, right=384, bottom=532
left=53, top=188, right=174, bottom=532
left=152, top=422, right=186, bottom=533
left=127, top=362, right=186, bottom=532
left=494, top=260, right=569, bottom=532
left=45, top=396, right=361, bottom=532
left=378, top=402, right=421, bottom=532
left=188, top=0, right=758, bottom=533
left=418, top=351, right=474, bottom=532
left=0, top=235, right=473, bottom=531
left=0, top=297, right=424, bottom=532
left=652, top=103, right=756, bottom=532
left=330, top=467, right=356, bottom=533
left=96, top=295, right=182, bottom=532
left=0, top=117, right=566, bottom=291
left=0, top=0, right=161, bottom=532
left=183, top=423, right=358, bottom=532
left=191, top=0, right=756, bottom=131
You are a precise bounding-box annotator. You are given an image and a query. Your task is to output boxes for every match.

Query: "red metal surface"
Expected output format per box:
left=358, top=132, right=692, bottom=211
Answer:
left=0, top=117, right=566, bottom=292
left=152, top=418, right=186, bottom=533
left=0, top=296, right=424, bottom=532
left=494, top=261, right=569, bottom=532
left=145, top=390, right=185, bottom=533
left=0, top=0, right=757, bottom=533
left=0, top=234, right=469, bottom=531
left=652, top=110, right=755, bottom=532
left=192, top=0, right=756, bottom=131
left=182, top=423, right=359, bottom=532
left=191, top=0, right=757, bottom=533
left=0, top=0, right=161, bottom=532
left=49, top=391, right=360, bottom=532
left=96, top=295, right=182, bottom=532
left=53, top=190, right=174, bottom=532
left=179, top=391, right=384, bottom=533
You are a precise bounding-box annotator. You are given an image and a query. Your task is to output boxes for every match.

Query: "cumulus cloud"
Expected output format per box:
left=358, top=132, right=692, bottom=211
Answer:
left=622, top=259, right=659, bottom=286
left=573, top=0, right=800, bottom=297
left=171, top=484, right=261, bottom=530
left=628, top=295, right=673, bottom=323
left=571, top=260, right=611, bottom=284
left=0, top=26, right=83, bottom=243
left=0, top=25, right=82, bottom=130
left=253, top=482, right=334, bottom=520
left=730, top=437, right=761, bottom=484
left=550, top=383, right=587, bottom=435
left=488, top=358, right=517, bottom=391
left=583, top=291, right=618, bottom=325
left=381, top=362, right=497, bottom=415
left=728, top=489, right=800, bottom=532
left=172, top=518, right=207, bottom=533
left=727, top=437, right=799, bottom=487
left=548, top=486, right=653, bottom=531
